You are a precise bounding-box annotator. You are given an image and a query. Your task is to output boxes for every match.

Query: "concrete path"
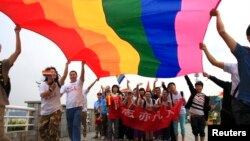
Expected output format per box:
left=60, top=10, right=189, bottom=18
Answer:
left=61, top=123, right=208, bottom=141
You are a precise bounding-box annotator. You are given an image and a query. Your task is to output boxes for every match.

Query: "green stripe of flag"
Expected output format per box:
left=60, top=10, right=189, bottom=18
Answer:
left=102, top=0, right=160, bottom=77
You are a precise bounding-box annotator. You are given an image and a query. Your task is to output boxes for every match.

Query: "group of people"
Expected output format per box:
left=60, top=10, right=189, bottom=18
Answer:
left=207, top=9, right=250, bottom=125
left=90, top=73, right=217, bottom=141
left=39, top=61, right=85, bottom=141
left=0, top=8, right=250, bottom=141
left=183, top=9, right=250, bottom=141
left=92, top=79, right=186, bottom=141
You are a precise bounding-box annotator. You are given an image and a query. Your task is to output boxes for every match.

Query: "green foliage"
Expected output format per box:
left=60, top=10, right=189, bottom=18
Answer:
left=7, top=119, right=27, bottom=131
left=208, top=111, right=220, bottom=125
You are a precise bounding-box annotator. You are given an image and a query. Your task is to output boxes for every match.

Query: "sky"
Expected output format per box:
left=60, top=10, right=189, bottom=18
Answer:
left=0, top=0, right=249, bottom=109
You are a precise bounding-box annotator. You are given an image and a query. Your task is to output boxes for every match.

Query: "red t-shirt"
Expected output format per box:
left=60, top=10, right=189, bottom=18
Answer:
left=108, top=95, right=122, bottom=119
left=95, top=118, right=102, bottom=125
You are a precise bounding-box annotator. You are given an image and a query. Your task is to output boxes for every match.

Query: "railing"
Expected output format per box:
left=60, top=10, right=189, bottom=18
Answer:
left=3, top=102, right=95, bottom=141
left=4, top=105, right=36, bottom=132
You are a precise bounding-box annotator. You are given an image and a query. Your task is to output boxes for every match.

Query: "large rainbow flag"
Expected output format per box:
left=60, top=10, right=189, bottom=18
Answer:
left=0, top=0, right=221, bottom=78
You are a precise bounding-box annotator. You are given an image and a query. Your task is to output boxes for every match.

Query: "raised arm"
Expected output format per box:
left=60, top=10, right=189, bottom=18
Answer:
left=126, top=79, right=132, bottom=91
left=60, top=61, right=70, bottom=85
left=211, top=9, right=237, bottom=53
left=184, top=75, right=196, bottom=109
left=152, top=79, right=158, bottom=93
left=153, top=79, right=157, bottom=90
left=184, top=75, right=196, bottom=94
left=135, top=82, right=143, bottom=98
left=79, top=61, right=85, bottom=82
left=87, top=78, right=99, bottom=91
left=200, top=43, right=224, bottom=69
left=101, top=85, right=105, bottom=93
left=203, top=72, right=228, bottom=89
left=162, top=81, right=167, bottom=91
left=8, top=25, right=21, bottom=65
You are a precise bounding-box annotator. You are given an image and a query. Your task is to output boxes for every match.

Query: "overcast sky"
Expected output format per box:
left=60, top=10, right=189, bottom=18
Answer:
left=0, top=0, right=249, bottom=108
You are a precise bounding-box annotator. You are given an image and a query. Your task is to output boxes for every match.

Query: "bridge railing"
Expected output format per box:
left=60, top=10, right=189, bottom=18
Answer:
left=4, top=105, right=36, bottom=132
left=4, top=101, right=95, bottom=141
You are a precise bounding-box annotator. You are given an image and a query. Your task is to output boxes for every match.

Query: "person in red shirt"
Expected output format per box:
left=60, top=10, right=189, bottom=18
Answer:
left=122, top=91, right=136, bottom=141
left=93, top=113, right=102, bottom=138
left=107, top=85, right=122, bottom=141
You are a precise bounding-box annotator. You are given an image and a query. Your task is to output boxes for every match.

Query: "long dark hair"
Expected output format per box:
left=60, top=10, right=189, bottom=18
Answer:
left=247, top=25, right=250, bottom=36
left=112, top=84, right=121, bottom=94
left=43, top=67, right=61, bottom=88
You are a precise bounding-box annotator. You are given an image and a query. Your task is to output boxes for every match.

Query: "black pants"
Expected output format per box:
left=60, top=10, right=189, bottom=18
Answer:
left=170, top=122, right=176, bottom=141
left=162, top=127, right=170, bottom=140
left=101, top=114, right=108, bottom=137
left=118, top=119, right=126, bottom=139
left=125, top=126, right=134, bottom=140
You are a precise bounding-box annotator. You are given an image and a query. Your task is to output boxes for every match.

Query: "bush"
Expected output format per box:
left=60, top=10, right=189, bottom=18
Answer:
left=7, top=119, right=27, bottom=131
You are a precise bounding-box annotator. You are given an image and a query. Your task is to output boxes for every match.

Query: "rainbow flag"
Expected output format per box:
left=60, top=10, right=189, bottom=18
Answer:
left=42, top=70, right=54, bottom=76
left=117, top=74, right=125, bottom=84
left=214, top=92, right=223, bottom=102
left=0, top=0, right=221, bottom=78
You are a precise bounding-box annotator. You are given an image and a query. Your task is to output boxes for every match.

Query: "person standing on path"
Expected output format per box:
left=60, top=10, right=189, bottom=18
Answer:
left=0, top=25, right=22, bottom=141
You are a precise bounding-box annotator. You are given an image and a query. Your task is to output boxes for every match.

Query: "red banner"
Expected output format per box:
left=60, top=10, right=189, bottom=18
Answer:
left=120, top=99, right=184, bottom=131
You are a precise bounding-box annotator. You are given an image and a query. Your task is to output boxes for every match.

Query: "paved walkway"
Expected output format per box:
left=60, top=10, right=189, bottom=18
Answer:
left=61, top=123, right=208, bottom=141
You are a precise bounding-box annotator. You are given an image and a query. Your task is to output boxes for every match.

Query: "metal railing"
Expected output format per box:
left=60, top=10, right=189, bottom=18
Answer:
left=4, top=105, right=36, bottom=132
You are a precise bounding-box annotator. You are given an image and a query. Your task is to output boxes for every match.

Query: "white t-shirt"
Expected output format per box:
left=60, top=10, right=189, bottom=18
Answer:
left=82, top=88, right=89, bottom=112
left=168, top=91, right=186, bottom=114
left=144, top=99, right=154, bottom=109
left=60, top=80, right=83, bottom=109
left=39, top=82, right=62, bottom=115
left=224, top=63, right=240, bottom=98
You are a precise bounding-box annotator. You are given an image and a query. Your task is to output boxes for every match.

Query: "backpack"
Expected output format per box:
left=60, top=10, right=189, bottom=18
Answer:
left=0, top=61, right=11, bottom=97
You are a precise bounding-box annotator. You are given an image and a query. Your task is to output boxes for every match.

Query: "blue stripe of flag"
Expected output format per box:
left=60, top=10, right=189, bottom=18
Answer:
left=117, top=74, right=125, bottom=84
left=141, top=0, right=181, bottom=77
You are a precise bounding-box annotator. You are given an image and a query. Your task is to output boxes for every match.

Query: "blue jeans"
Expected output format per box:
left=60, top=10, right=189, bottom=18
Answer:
left=107, top=119, right=119, bottom=140
left=66, top=107, right=82, bottom=141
